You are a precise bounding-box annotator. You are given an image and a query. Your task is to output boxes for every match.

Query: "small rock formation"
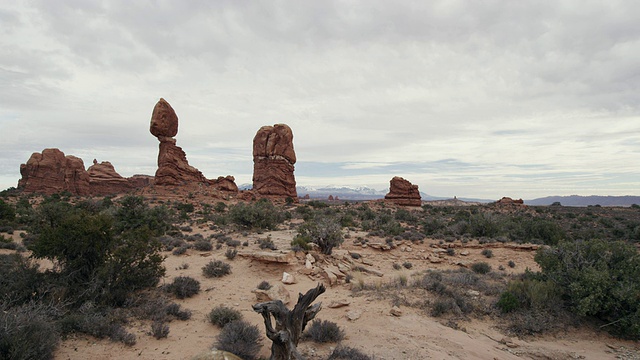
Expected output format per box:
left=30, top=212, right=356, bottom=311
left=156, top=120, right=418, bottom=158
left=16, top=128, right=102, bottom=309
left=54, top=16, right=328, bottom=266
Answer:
left=252, top=124, right=297, bottom=198
left=150, top=98, right=208, bottom=186
left=384, top=176, right=422, bottom=206
left=211, top=176, right=238, bottom=192
left=495, top=197, right=525, bottom=205
left=87, top=159, right=131, bottom=194
left=18, top=148, right=91, bottom=195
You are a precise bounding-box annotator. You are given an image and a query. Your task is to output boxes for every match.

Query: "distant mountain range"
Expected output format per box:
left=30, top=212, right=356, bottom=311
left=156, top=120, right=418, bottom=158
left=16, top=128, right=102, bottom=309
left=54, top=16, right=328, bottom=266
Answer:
left=524, top=195, right=640, bottom=207
left=238, top=184, right=639, bottom=207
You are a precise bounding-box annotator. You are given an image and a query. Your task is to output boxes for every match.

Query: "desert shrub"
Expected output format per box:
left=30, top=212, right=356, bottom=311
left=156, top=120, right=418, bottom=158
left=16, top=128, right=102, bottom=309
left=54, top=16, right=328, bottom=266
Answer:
left=172, top=244, right=189, bottom=255
left=258, top=237, right=277, bottom=250
left=257, top=281, right=272, bottom=290
left=202, top=260, right=231, bottom=278
left=392, top=263, right=402, bottom=270
left=403, top=261, right=413, bottom=269
left=215, top=320, right=262, bottom=360
left=225, top=239, right=241, bottom=247
left=225, top=248, right=237, bottom=260
left=328, top=346, right=372, bottom=360
left=535, top=239, right=640, bottom=338
left=305, top=319, right=345, bottom=343
left=508, top=260, right=516, bottom=268
left=297, top=215, right=344, bottom=255
left=481, top=249, right=493, bottom=258
left=290, top=235, right=312, bottom=251
left=0, top=199, right=16, bottom=225
left=471, top=262, right=491, bottom=274
left=467, top=213, right=502, bottom=238
left=362, top=211, right=404, bottom=236
left=194, top=239, right=213, bottom=251
left=151, top=321, right=169, bottom=339
left=496, top=291, right=520, bottom=313
left=167, top=276, right=200, bottom=299
left=208, top=305, right=243, bottom=328
left=0, top=303, right=60, bottom=360
left=446, top=248, right=455, bottom=256
left=228, top=199, right=285, bottom=230
left=58, top=305, right=135, bottom=346
left=431, top=297, right=458, bottom=317
left=166, top=303, right=192, bottom=321
left=114, top=195, right=173, bottom=236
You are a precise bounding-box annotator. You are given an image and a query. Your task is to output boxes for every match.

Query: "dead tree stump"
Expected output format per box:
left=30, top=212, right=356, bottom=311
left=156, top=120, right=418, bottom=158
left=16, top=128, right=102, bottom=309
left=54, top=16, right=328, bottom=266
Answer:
left=253, top=283, right=326, bottom=360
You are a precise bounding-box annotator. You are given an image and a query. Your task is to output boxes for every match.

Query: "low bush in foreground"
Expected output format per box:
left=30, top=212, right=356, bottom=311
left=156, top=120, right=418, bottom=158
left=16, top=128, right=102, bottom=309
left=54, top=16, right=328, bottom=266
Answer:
left=214, top=320, right=262, bottom=360
left=167, top=276, right=200, bottom=299
left=328, top=346, right=372, bottom=360
left=208, top=305, right=242, bottom=328
left=305, top=319, right=345, bottom=343
left=0, top=303, right=60, bottom=360
left=202, top=260, right=231, bottom=278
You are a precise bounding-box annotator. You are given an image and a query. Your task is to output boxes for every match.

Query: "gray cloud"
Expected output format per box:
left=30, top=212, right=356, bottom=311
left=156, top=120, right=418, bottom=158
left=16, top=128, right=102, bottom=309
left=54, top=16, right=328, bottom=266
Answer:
left=0, top=1, right=638, bottom=198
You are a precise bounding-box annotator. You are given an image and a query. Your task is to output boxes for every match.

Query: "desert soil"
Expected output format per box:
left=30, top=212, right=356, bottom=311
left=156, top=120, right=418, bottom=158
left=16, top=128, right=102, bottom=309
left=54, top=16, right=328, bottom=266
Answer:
left=5, top=223, right=639, bottom=360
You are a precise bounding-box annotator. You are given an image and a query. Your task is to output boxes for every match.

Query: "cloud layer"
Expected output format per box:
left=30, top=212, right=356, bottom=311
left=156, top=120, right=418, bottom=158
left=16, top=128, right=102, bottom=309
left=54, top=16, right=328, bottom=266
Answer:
left=1, top=1, right=639, bottom=198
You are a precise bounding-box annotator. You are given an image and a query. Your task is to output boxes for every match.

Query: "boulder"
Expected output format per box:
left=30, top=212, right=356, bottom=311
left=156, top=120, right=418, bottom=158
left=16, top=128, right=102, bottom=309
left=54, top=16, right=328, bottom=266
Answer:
left=281, top=272, right=297, bottom=284
left=87, top=159, right=131, bottom=195
left=384, top=176, right=421, bottom=206
left=211, top=176, right=238, bottom=192
left=18, top=148, right=90, bottom=195
left=150, top=98, right=178, bottom=138
left=253, top=284, right=291, bottom=305
left=252, top=124, right=297, bottom=198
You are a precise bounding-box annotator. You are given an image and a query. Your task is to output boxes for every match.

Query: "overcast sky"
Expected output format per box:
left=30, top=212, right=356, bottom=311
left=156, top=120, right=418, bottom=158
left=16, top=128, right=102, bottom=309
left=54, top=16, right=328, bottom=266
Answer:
left=1, top=1, right=639, bottom=199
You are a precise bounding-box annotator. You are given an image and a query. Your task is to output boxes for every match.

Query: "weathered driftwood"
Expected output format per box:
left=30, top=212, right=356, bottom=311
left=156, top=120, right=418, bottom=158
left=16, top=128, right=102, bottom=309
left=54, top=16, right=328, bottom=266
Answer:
left=253, top=283, right=326, bottom=360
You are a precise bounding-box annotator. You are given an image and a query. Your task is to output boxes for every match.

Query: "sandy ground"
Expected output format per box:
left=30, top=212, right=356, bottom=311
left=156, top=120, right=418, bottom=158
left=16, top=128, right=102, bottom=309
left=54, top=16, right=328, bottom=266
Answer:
left=32, top=223, right=635, bottom=360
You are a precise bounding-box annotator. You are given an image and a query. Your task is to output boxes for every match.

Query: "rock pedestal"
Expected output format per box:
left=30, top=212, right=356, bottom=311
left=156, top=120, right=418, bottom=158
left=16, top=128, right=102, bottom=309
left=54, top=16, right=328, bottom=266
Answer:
left=252, top=124, right=297, bottom=198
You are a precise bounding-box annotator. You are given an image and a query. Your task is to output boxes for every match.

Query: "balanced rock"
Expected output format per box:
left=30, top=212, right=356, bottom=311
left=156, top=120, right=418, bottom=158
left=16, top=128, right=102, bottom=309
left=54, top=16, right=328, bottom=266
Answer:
left=384, top=176, right=422, bottom=206
left=18, top=148, right=90, bottom=195
left=87, top=159, right=131, bottom=195
left=150, top=98, right=208, bottom=186
left=252, top=124, right=297, bottom=198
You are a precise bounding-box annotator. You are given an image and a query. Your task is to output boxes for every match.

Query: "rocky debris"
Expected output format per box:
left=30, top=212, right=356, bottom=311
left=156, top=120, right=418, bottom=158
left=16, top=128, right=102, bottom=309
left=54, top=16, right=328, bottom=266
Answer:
left=390, top=306, right=403, bottom=317
left=460, top=250, right=470, bottom=256
left=346, top=309, right=362, bottom=321
left=428, top=255, right=444, bottom=263
left=281, top=272, right=297, bottom=284
left=239, top=250, right=296, bottom=264
left=150, top=98, right=208, bottom=186
left=18, top=148, right=91, bottom=195
left=366, top=242, right=392, bottom=251
left=87, top=159, right=131, bottom=194
left=384, top=176, right=422, bottom=206
left=253, top=283, right=291, bottom=305
left=327, top=300, right=350, bottom=308
left=252, top=124, right=297, bottom=198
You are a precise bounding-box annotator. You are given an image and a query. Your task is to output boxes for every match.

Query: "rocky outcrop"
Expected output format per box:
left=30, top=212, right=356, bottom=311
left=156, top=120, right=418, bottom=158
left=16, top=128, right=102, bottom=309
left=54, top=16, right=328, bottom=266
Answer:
left=384, top=176, right=421, bottom=206
left=495, top=197, right=524, bottom=205
left=252, top=124, right=297, bottom=198
left=212, top=176, right=238, bottom=192
left=150, top=98, right=208, bottom=186
left=87, top=159, right=131, bottom=194
left=18, top=148, right=91, bottom=195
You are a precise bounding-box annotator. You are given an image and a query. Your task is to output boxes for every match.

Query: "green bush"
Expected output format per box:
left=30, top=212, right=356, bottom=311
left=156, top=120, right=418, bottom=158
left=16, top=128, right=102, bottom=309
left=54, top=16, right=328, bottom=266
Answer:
left=496, top=291, right=520, bottom=313
left=470, top=262, right=491, bottom=274
left=215, top=320, right=262, bottom=360
left=202, top=260, right=231, bottom=278
left=208, top=305, right=243, bottom=328
left=535, top=239, right=640, bottom=338
left=228, top=199, right=285, bottom=230
left=296, top=216, right=344, bottom=255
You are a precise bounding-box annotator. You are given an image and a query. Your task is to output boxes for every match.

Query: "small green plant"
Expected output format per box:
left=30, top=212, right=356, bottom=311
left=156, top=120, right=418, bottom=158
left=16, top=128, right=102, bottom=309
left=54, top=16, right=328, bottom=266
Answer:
left=208, top=305, right=243, bottom=328
left=496, top=291, right=520, bottom=313
left=225, top=248, right=238, bottom=260
left=151, top=321, right=169, bottom=339
left=257, top=280, right=272, bottom=290
left=202, top=260, right=231, bottom=278
left=305, top=319, right=345, bottom=343
left=481, top=249, right=493, bottom=258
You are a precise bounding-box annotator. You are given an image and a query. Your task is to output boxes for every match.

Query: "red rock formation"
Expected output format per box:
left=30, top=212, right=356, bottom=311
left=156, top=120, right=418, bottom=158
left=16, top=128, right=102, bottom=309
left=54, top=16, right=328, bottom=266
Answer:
left=150, top=98, right=208, bottom=186
left=328, top=195, right=334, bottom=201
left=212, top=176, right=238, bottom=192
left=384, top=176, right=422, bottom=206
left=252, top=124, right=297, bottom=198
left=18, top=148, right=91, bottom=195
left=495, top=197, right=524, bottom=205
left=87, top=159, right=132, bottom=195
